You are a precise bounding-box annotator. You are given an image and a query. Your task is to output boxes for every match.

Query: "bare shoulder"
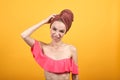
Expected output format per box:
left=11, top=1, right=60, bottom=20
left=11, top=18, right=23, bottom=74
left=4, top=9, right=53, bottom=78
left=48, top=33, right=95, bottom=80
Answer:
left=38, top=40, right=48, bottom=47
left=64, top=44, right=77, bottom=54
left=66, top=44, right=78, bottom=64
left=67, top=44, right=77, bottom=53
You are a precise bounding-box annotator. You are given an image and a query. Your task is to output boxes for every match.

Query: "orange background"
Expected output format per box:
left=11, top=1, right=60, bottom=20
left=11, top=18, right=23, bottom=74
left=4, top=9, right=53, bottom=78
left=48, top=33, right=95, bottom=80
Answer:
left=0, top=0, right=120, bottom=80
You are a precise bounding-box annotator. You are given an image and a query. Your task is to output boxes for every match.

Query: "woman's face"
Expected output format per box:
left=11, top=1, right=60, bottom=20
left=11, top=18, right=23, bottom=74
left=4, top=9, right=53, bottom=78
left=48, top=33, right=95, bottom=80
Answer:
left=50, top=21, right=66, bottom=42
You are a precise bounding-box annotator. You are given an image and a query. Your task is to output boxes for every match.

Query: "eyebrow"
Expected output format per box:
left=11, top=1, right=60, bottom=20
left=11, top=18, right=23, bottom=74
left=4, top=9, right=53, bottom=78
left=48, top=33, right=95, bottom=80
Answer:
left=53, top=26, right=57, bottom=29
left=53, top=26, right=65, bottom=31
left=59, top=30, right=65, bottom=32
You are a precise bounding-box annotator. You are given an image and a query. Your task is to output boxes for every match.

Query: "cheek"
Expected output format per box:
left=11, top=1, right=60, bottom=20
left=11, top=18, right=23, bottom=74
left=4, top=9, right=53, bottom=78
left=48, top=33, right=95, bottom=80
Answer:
left=50, top=30, right=54, bottom=37
left=58, top=33, right=64, bottom=38
left=60, top=34, right=64, bottom=37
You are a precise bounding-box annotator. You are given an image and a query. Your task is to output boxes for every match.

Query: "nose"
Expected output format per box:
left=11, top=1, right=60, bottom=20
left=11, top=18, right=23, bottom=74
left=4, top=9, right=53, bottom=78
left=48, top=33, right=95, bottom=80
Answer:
left=54, top=32, right=60, bottom=38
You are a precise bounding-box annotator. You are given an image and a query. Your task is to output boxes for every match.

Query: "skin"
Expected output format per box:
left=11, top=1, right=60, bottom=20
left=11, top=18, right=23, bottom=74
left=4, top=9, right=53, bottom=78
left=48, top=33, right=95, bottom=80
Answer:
left=42, top=21, right=75, bottom=80
left=44, top=71, right=70, bottom=80
left=21, top=14, right=79, bottom=80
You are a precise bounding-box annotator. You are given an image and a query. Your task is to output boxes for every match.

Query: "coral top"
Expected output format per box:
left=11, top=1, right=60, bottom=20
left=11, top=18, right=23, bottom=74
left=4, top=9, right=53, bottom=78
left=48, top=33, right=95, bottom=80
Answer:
left=31, top=40, right=78, bottom=74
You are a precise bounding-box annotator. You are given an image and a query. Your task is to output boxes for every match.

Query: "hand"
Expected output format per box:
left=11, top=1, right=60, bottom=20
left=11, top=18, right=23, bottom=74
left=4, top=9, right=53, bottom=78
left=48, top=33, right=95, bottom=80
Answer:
left=44, top=14, right=56, bottom=24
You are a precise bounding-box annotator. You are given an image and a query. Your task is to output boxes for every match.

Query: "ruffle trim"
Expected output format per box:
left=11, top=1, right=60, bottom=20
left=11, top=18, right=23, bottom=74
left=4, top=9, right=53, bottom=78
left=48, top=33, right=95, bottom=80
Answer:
left=31, top=40, right=78, bottom=74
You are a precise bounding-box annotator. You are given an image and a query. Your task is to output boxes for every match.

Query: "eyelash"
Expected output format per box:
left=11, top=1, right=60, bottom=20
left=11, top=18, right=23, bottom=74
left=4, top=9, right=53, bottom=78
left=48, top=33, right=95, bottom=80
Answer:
left=52, top=28, right=64, bottom=33
left=60, top=31, right=64, bottom=33
left=53, top=28, right=56, bottom=31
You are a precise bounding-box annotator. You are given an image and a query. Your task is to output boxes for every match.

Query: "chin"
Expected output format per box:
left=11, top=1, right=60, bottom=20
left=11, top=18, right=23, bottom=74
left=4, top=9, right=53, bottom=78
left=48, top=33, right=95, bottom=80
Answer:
left=53, top=38, right=61, bottom=42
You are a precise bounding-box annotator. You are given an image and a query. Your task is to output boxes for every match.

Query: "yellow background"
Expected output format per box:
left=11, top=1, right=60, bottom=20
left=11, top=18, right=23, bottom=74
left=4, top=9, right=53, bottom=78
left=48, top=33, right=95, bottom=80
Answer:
left=0, top=0, right=120, bottom=80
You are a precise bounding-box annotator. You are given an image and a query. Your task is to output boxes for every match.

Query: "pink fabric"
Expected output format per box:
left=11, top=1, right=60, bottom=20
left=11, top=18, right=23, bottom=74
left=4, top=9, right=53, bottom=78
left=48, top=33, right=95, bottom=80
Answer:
left=31, top=40, right=78, bottom=74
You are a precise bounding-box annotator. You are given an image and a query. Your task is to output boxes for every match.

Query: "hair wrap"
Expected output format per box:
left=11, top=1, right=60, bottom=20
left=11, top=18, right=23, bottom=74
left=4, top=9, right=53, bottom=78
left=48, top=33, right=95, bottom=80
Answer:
left=49, top=9, right=74, bottom=33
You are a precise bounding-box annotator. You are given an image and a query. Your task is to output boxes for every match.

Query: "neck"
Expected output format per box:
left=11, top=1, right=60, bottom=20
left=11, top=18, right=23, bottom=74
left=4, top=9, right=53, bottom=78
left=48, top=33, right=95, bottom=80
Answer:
left=50, top=40, right=63, bottom=48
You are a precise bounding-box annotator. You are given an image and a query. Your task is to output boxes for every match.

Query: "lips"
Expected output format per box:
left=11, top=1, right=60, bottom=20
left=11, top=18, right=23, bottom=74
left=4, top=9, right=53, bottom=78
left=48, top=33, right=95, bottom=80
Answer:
left=52, top=35, right=61, bottom=40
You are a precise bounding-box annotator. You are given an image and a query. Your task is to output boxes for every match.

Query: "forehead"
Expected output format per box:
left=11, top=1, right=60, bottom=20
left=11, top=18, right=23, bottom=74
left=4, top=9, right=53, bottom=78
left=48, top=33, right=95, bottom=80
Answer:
left=51, top=21, right=66, bottom=30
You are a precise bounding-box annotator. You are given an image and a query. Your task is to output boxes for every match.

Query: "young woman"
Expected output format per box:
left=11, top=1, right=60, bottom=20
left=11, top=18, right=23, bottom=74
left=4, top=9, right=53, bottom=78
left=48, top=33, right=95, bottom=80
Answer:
left=21, top=9, right=79, bottom=80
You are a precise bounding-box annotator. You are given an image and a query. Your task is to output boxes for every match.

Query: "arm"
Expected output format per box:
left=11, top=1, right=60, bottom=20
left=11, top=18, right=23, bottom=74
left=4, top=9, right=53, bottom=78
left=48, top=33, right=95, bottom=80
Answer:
left=21, top=14, right=55, bottom=47
left=72, top=74, right=79, bottom=80
left=70, top=46, right=79, bottom=80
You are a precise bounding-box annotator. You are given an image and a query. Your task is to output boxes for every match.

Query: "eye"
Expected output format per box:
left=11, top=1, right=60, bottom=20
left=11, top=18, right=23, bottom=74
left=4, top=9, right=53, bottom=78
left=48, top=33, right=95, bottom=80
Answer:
left=59, top=30, right=64, bottom=33
left=53, top=27, right=57, bottom=31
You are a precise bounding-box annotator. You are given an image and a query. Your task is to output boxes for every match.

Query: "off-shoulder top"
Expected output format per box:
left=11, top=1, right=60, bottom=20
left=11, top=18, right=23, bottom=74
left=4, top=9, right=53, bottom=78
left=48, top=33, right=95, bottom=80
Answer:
left=31, top=40, right=78, bottom=74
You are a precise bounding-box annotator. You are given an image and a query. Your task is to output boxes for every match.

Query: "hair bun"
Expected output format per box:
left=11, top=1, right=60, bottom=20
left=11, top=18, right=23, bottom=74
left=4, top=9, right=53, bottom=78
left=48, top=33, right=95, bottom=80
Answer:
left=59, top=9, right=74, bottom=32
left=60, top=9, right=74, bottom=21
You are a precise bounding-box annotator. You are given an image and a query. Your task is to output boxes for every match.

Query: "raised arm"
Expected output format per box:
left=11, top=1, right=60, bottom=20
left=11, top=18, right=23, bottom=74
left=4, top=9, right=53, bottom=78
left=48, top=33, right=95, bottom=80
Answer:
left=21, top=14, right=56, bottom=47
